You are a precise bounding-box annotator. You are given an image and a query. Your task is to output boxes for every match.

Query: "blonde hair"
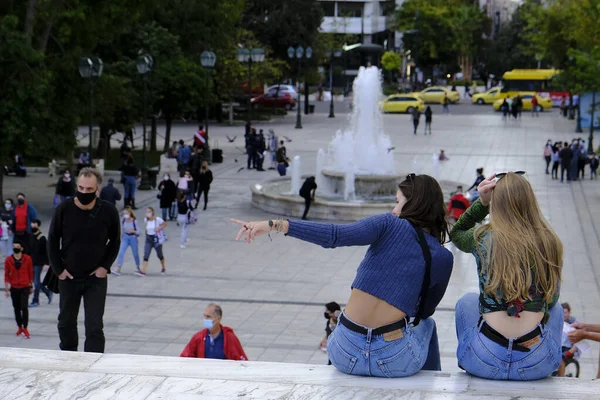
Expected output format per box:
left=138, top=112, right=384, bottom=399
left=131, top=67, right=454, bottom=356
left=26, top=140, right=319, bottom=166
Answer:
left=475, top=173, right=562, bottom=304
left=123, top=206, right=137, bottom=220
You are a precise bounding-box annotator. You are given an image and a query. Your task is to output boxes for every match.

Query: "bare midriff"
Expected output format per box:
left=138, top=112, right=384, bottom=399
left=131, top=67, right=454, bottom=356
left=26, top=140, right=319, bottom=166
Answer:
left=344, top=288, right=407, bottom=328
left=483, top=311, right=545, bottom=338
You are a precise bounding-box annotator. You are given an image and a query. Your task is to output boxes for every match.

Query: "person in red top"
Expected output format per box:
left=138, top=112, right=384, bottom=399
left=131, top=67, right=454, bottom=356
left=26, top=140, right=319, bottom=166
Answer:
left=10, top=192, right=37, bottom=254
left=448, top=186, right=471, bottom=222
left=180, top=303, right=248, bottom=361
left=4, top=241, right=33, bottom=338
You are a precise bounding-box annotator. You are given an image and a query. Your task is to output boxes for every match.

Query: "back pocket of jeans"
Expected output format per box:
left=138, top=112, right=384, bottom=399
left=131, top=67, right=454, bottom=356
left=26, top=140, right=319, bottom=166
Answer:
left=517, top=345, right=559, bottom=381
left=327, top=334, right=358, bottom=375
left=376, top=342, right=420, bottom=378
left=459, top=344, right=500, bottom=379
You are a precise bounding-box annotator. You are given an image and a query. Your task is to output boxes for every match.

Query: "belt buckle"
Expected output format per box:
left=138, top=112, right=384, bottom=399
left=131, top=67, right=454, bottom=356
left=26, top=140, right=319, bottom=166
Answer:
left=383, top=329, right=404, bottom=342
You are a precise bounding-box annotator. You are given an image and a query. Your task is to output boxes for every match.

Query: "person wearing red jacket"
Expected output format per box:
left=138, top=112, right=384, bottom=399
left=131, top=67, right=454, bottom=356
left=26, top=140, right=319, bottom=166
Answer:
left=180, top=304, right=248, bottom=361
left=4, top=241, right=33, bottom=338
left=448, top=186, right=471, bottom=222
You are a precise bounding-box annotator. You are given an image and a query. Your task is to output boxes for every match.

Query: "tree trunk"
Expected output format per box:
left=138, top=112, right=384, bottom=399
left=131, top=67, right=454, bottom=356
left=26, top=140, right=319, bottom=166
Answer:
left=24, top=0, right=37, bottom=47
left=150, top=116, right=157, bottom=152
left=163, top=116, right=173, bottom=153
left=38, top=0, right=63, bottom=53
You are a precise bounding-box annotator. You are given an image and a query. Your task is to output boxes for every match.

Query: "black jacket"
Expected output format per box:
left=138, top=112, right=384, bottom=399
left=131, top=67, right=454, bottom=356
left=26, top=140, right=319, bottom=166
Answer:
left=197, top=170, right=213, bottom=189
left=158, top=179, right=177, bottom=208
left=99, top=184, right=122, bottom=205
left=30, top=232, right=49, bottom=265
left=56, top=178, right=75, bottom=197
left=559, top=147, right=573, bottom=164
left=122, top=164, right=139, bottom=177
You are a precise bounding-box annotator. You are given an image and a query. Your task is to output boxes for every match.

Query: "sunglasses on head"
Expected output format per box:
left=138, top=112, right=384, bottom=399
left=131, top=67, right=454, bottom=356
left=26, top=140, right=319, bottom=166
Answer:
left=495, top=171, right=526, bottom=181
left=406, top=173, right=416, bottom=184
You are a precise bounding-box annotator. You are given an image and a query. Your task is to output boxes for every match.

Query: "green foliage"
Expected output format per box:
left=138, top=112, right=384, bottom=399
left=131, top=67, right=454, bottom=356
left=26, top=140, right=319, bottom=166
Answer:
left=381, top=52, right=402, bottom=71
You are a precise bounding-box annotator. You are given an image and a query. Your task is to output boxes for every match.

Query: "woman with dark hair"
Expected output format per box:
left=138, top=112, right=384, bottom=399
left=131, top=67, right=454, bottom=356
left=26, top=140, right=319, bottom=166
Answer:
left=231, top=174, right=454, bottom=377
left=158, top=173, right=177, bottom=221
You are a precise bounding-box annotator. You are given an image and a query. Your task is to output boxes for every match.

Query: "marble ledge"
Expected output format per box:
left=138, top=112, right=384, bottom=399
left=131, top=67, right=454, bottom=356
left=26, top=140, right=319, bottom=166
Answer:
left=0, top=347, right=598, bottom=400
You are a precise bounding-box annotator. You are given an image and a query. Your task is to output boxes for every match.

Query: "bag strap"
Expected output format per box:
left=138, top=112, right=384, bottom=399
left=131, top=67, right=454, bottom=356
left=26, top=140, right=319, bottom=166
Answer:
left=412, top=225, right=432, bottom=327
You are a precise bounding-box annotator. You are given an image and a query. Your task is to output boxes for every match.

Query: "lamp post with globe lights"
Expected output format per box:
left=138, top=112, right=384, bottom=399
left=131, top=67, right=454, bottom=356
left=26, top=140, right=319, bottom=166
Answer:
left=287, top=46, right=312, bottom=129
left=136, top=53, right=153, bottom=190
left=78, top=57, right=103, bottom=160
left=200, top=51, right=217, bottom=162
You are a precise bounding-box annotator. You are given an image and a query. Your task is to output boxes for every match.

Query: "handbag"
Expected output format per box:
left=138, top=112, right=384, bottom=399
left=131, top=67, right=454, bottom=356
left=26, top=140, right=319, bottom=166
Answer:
left=42, top=268, right=60, bottom=294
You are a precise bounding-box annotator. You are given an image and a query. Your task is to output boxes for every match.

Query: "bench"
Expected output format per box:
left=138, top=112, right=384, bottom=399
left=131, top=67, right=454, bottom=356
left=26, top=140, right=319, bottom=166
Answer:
left=48, top=158, right=105, bottom=177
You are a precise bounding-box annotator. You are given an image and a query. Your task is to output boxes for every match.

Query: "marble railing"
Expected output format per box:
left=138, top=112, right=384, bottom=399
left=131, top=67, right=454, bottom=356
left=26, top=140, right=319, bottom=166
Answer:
left=0, top=347, right=595, bottom=399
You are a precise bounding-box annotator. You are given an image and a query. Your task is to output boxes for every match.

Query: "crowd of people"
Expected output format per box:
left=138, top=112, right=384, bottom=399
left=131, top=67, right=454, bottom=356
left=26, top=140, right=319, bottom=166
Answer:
left=543, top=138, right=599, bottom=182
left=243, top=125, right=291, bottom=176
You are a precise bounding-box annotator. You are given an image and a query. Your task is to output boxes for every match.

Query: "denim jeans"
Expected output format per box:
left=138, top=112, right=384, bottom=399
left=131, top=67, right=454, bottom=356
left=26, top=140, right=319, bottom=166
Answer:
left=170, top=202, right=177, bottom=219
left=32, top=265, right=51, bottom=303
left=124, top=176, right=137, bottom=199
left=116, top=234, right=140, bottom=267
left=161, top=208, right=168, bottom=221
left=58, top=275, right=107, bottom=353
left=143, top=235, right=164, bottom=261
left=177, top=215, right=188, bottom=245
left=455, top=292, right=563, bottom=380
left=326, top=311, right=440, bottom=378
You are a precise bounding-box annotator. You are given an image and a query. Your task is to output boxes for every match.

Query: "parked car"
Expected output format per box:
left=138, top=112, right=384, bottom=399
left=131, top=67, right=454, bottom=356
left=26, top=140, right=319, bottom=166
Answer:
left=379, top=93, right=425, bottom=113
left=493, top=93, right=553, bottom=111
left=251, top=92, right=296, bottom=110
left=472, top=87, right=503, bottom=105
left=265, top=84, right=299, bottom=100
left=417, top=86, right=461, bottom=104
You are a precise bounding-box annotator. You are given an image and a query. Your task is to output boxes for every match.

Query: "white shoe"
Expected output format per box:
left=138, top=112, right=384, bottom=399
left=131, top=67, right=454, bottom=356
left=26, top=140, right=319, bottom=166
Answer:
left=180, top=244, right=186, bottom=249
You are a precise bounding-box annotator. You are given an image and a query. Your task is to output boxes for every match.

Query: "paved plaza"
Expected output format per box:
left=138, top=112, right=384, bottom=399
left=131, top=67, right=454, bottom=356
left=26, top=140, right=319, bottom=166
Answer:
left=2, top=107, right=600, bottom=379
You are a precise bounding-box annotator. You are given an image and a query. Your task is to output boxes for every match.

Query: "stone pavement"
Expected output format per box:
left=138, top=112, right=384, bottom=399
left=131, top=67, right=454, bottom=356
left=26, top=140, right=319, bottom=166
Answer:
left=1, top=109, right=599, bottom=379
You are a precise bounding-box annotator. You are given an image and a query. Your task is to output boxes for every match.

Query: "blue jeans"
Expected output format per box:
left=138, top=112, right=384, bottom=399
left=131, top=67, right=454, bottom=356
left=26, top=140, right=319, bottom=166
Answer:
left=116, top=234, right=140, bottom=267
left=455, top=292, right=563, bottom=380
left=177, top=215, right=188, bottom=245
left=124, top=176, right=137, bottom=199
left=32, top=265, right=51, bottom=303
left=326, top=311, right=440, bottom=377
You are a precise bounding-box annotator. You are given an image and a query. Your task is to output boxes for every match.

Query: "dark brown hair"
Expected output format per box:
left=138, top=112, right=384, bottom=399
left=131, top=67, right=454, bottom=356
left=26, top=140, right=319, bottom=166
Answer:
left=398, top=174, right=448, bottom=243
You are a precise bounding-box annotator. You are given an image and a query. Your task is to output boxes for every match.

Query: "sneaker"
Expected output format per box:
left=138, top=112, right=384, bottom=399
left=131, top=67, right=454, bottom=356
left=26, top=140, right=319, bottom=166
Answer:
left=16, top=327, right=23, bottom=336
left=112, top=267, right=121, bottom=276
left=161, top=269, right=166, bottom=276
left=47, top=292, right=53, bottom=304
left=180, top=244, right=186, bottom=249
left=134, top=269, right=146, bottom=277
left=29, top=302, right=40, bottom=308
left=23, top=328, right=30, bottom=338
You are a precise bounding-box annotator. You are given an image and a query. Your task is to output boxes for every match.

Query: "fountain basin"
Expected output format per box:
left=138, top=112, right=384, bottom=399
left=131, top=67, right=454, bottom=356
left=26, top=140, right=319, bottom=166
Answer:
left=321, top=169, right=404, bottom=200
left=251, top=177, right=464, bottom=221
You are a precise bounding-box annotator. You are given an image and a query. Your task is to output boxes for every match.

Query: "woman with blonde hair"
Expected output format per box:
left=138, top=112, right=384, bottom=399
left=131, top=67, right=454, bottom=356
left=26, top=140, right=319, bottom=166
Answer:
left=136, top=207, right=167, bottom=277
left=112, top=206, right=140, bottom=276
left=450, top=172, right=563, bottom=380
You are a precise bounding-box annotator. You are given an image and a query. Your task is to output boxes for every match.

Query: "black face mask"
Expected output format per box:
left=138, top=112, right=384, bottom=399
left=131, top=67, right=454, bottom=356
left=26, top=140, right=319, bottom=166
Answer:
left=13, top=248, right=21, bottom=254
left=17, top=198, right=25, bottom=205
left=32, top=228, right=39, bottom=234
left=324, top=312, right=330, bottom=320
left=76, top=191, right=96, bottom=205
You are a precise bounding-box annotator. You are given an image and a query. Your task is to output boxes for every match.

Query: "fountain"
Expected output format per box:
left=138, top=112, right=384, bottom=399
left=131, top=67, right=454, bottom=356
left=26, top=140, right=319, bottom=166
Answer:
left=250, top=66, right=462, bottom=221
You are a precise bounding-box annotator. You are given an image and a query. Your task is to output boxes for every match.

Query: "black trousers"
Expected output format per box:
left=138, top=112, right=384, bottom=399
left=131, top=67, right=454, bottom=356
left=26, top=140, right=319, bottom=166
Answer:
left=247, top=151, right=256, bottom=169
left=545, top=156, right=552, bottom=173
left=196, top=186, right=210, bottom=209
left=10, top=287, right=29, bottom=328
left=551, top=161, right=560, bottom=179
left=561, top=164, right=570, bottom=181
left=302, top=196, right=312, bottom=220
left=58, top=275, right=107, bottom=353
left=578, top=160, right=586, bottom=178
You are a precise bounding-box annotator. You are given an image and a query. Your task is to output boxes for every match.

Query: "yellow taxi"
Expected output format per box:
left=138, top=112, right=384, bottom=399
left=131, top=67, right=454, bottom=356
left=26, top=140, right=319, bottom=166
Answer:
left=417, top=86, right=460, bottom=104
left=379, top=93, right=425, bottom=113
left=493, top=93, right=553, bottom=111
left=472, top=87, right=503, bottom=105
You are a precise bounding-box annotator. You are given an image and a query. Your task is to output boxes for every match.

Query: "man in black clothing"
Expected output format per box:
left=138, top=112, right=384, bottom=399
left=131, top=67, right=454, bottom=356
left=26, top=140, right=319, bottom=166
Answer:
left=559, top=141, right=574, bottom=182
left=28, top=219, right=52, bottom=307
left=99, top=178, right=122, bottom=206
left=256, top=130, right=266, bottom=171
left=48, top=168, right=120, bottom=353
left=299, top=176, right=317, bottom=220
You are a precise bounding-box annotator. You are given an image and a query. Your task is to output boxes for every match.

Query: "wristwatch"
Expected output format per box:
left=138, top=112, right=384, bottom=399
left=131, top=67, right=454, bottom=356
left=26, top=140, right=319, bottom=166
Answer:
left=268, top=220, right=274, bottom=230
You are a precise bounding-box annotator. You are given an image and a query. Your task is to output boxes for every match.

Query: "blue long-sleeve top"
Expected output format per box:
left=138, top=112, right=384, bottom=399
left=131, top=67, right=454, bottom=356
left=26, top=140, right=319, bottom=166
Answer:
left=287, top=214, right=454, bottom=318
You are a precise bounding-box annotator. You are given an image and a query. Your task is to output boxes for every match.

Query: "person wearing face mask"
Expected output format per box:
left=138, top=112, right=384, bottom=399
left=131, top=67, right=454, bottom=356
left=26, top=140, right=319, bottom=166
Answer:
left=195, top=161, right=213, bottom=211
left=28, top=219, right=52, bottom=307
left=0, top=199, right=14, bottom=258
left=99, top=177, right=122, bottom=206
left=180, top=303, right=247, bottom=360
left=136, top=207, right=168, bottom=277
left=47, top=168, right=121, bottom=353
left=112, top=207, right=140, bottom=276
left=4, top=241, right=34, bottom=338
left=55, top=169, right=76, bottom=205
left=157, top=173, right=177, bottom=221
left=319, top=302, right=341, bottom=365
left=10, top=193, right=37, bottom=255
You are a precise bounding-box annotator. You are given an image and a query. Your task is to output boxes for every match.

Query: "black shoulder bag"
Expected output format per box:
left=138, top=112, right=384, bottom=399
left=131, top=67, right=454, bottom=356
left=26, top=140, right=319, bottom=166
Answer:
left=412, top=225, right=432, bottom=327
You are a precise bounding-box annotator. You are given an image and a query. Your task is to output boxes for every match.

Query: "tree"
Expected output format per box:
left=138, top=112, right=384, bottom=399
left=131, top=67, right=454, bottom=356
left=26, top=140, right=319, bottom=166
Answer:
left=381, top=51, right=402, bottom=82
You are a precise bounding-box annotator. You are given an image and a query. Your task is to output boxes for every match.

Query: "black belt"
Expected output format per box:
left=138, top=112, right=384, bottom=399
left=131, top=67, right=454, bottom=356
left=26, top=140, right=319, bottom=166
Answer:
left=339, top=313, right=407, bottom=336
left=478, top=317, right=542, bottom=352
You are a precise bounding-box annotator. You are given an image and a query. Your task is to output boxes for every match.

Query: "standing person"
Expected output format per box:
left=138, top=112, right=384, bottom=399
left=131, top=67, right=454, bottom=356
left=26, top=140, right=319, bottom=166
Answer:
left=55, top=169, right=76, bottom=204
left=47, top=168, right=121, bottom=353
left=467, top=168, right=485, bottom=202
left=570, top=140, right=581, bottom=181
left=0, top=199, right=14, bottom=258
left=244, top=130, right=254, bottom=169
left=276, top=140, right=288, bottom=165
left=501, top=99, right=509, bottom=120
left=231, top=174, right=454, bottom=377
left=578, top=141, right=588, bottom=180
left=551, top=143, right=562, bottom=180
left=4, top=241, right=33, bottom=338
left=424, top=106, right=433, bottom=135
left=412, top=108, right=421, bottom=135
left=196, top=161, right=213, bottom=211
left=319, top=302, right=341, bottom=365
left=176, top=192, right=190, bottom=249
left=447, top=186, right=470, bottom=223
left=169, top=141, right=179, bottom=159
left=177, top=140, right=192, bottom=173
left=516, top=95, right=523, bottom=119
left=177, top=170, right=194, bottom=202
left=531, top=95, right=539, bottom=117
left=158, top=173, right=177, bottom=221
left=450, top=173, right=563, bottom=381
left=250, top=129, right=259, bottom=169
left=511, top=97, right=519, bottom=119
left=589, top=153, right=599, bottom=180
left=28, top=219, right=52, bottom=307
left=442, top=94, right=449, bottom=114
left=122, top=157, right=139, bottom=209
left=268, top=129, right=278, bottom=169
left=190, top=147, right=203, bottom=196
left=137, top=207, right=167, bottom=277
left=99, top=178, right=122, bottom=207
left=543, top=140, right=553, bottom=175
left=256, top=130, right=266, bottom=171
left=119, top=138, right=132, bottom=166
left=78, top=151, right=91, bottom=170
left=112, top=207, right=140, bottom=276
left=10, top=193, right=37, bottom=255
left=194, top=125, right=207, bottom=149
left=299, top=176, right=317, bottom=220
left=559, top=142, right=573, bottom=182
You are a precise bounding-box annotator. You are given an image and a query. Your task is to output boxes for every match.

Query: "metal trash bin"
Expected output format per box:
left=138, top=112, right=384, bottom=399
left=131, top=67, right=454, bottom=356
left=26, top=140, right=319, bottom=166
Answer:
left=309, top=104, right=315, bottom=114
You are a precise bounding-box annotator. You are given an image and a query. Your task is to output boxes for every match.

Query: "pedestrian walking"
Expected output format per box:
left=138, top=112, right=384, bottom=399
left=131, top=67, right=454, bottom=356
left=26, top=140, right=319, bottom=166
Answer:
left=256, top=130, right=266, bottom=171
left=4, top=241, right=33, bottom=338
left=112, top=207, right=140, bottom=276
left=590, top=154, right=599, bottom=180
left=268, top=129, right=278, bottom=169
left=501, top=99, right=509, bottom=120
left=177, top=192, right=190, bottom=249
left=47, top=168, right=121, bottom=353
left=578, top=141, right=588, bottom=180
left=570, top=140, right=581, bottom=181
left=299, top=176, right=317, bottom=220
left=28, top=219, right=52, bottom=307
left=11, top=193, right=37, bottom=255
left=55, top=169, right=75, bottom=205
left=559, top=142, right=573, bottom=182
left=177, top=140, right=192, bottom=173
left=551, top=142, right=561, bottom=180
left=122, top=157, right=139, bottom=209
left=0, top=199, right=14, bottom=258
left=467, top=168, right=485, bottom=202
left=99, top=178, right=122, bottom=207
left=516, top=96, right=523, bottom=119
left=442, top=94, right=450, bottom=114
left=543, top=140, right=553, bottom=175
left=531, top=96, right=539, bottom=117
left=158, top=173, right=177, bottom=221
left=424, top=106, right=432, bottom=135
left=196, top=161, right=213, bottom=211
left=412, top=108, right=421, bottom=135
left=244, top=130, right=254, bottom=169
left=137, top=207, right=167, bottom=277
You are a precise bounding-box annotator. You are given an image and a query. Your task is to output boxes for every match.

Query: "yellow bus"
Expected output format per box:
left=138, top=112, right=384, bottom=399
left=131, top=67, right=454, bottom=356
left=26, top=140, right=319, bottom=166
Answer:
left=502, top=69, right=567, bottom=105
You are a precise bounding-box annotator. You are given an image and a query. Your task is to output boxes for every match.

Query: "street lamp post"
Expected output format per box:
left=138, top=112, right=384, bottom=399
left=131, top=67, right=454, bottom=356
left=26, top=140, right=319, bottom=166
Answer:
left=78, top=57, right=103, bottom=161
left=200, top=51, right=217, bottom=163
left=288, top=46, right=312, bottom=129
left=237, top=48, right=265, bottom=127
left=589, top=91, right=596, bottom=154
left=136, top=53, right=153, bottom=190
left=328, top=49, right=343, bottom=118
